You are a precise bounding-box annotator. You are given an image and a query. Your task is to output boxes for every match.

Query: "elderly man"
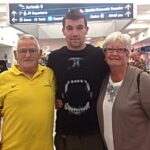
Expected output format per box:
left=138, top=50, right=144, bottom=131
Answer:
left=0, top=34, right=55, bottom=150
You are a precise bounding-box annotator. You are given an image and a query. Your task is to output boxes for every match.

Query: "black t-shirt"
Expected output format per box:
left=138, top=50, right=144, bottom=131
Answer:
left=47, top=44, right=109, bottom=135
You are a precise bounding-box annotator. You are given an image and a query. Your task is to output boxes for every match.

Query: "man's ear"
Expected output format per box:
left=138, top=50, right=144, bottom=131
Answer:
left=62, top=27, right=65, bottom=36
left=14, top=51, right=18, bottom=61
left=86, top=26, right=89, bottom=31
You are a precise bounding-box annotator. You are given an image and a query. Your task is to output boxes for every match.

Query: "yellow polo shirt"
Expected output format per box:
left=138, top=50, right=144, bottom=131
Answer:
left=0, top=64, right=55, bottom=150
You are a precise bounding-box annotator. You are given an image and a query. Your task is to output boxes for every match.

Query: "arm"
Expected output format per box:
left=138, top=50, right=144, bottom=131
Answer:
left=46, top=52, right=54, bottom=68
left=55, top=99, right=63, bottom=109
left=139, top=72, right=150, bottom=119
left=47, top=53, right=64, bottom=110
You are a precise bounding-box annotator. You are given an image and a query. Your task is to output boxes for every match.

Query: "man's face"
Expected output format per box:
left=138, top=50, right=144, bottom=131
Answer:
left=62, top=18, right=89, bottom=50
left=14, top=39, right=42, bottom=74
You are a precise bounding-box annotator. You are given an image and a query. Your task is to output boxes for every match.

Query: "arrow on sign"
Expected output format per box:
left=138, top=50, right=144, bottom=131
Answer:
left=19, top=4, right=25, bottom=9
left=125, top=11, right=131, bottom=17
left=12, top=17, right=17, bottom=23
left=11, top=10, right=17, bottom=16
left=124, top=4, right=131, bottom=10
left=80, top=9, right=84, bottom=13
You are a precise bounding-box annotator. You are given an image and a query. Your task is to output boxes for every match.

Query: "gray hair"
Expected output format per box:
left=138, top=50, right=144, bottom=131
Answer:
left=103, top=31, right=131, bottom=52
left=15, top=34, right=40, bottom=50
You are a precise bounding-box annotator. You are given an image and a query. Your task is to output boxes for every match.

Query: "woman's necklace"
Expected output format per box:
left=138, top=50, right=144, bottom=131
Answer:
left=107, top=81, right=121, bottom=102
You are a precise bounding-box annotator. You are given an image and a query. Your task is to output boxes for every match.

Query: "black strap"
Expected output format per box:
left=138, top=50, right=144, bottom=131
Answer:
left=137, top=72, right=143, bottom=93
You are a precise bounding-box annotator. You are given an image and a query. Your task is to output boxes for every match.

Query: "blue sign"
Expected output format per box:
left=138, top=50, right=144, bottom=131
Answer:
left=9, top=3, right=133, bottom=24
left=140, top=46, right=150, bottom=52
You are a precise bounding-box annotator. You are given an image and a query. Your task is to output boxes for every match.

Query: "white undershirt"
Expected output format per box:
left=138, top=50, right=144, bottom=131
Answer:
left=103, top=76, right=123, bottom=150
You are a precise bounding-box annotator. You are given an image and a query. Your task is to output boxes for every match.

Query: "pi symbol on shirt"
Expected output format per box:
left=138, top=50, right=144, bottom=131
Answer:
left=67, top=57, right=83, bottom=70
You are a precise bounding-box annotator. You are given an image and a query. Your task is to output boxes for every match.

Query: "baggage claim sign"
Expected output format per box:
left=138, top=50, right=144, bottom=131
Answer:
left=9, top=3, right=133, bottom=24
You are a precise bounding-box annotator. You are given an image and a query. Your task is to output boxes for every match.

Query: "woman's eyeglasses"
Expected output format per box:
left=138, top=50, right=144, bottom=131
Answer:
left=104, top=48, right=127, bottom=53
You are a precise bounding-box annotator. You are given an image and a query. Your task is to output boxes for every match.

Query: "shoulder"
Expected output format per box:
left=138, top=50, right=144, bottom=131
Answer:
left=85, top=45, right=105, bottom=62
left=125, top=66, right=150, bottom=85
left=48, top=46, right=67, bottom=56
left=40, top=65, right=54, bottom=74
left=128, top=66, right=143, bottom=76
left=0, top=69, right=11, bottom=78
left=86, top=44, right=103, bottom=50
left=47, top=46, right=67, bottom=67
left=46, top=67, right=54, bottom=75
left=86, top=44, right=104, bottom=55
left=39, top=65, right=55, bottom=81
left=0, top=69, right=12, bottom=85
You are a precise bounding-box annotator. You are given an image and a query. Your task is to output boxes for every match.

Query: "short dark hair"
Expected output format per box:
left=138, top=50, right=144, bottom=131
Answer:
left=62, top=9, right=87, bottom=27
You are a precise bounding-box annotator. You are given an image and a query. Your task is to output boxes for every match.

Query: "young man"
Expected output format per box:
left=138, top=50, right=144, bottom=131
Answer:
left=47, top=10, right=108, bottom=150
left=0, top=35, right=55, bottom=150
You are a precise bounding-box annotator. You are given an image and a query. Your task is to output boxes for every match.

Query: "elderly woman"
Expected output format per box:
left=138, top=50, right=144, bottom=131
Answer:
left=97, top=31, right=150, bottom=150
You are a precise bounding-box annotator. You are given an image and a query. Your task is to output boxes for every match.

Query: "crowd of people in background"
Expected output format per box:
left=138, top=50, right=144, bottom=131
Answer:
left=129, top=51, right=147, bottom=72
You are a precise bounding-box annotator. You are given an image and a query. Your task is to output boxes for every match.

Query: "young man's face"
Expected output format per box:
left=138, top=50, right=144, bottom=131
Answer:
left=62, top=18, right=89, bottom=51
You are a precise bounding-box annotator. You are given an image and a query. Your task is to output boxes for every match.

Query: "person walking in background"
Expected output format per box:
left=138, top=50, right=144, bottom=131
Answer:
left=47, top=9, right=108, bottom=150
left=0, top=60, right=8, bottom=73
left=0, top=34, right=55, bottom=150
left=97, top=31, right=150, bottom=150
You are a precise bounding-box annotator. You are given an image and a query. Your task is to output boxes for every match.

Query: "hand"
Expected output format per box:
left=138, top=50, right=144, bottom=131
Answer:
left=55, top=99, right=63, bottom=109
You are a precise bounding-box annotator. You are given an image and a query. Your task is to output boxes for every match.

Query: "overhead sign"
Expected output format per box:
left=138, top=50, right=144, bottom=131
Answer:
left=9, top=3, right=133, bottom=24
left=140, top=46, right=150, bottom=52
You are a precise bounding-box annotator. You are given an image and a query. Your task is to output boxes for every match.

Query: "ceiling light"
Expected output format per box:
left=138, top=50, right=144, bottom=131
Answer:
left=129, top=31, right=136, bottom=34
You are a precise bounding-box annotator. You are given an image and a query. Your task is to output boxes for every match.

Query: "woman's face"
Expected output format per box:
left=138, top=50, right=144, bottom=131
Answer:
left=104, top=40, right=129, bottom=68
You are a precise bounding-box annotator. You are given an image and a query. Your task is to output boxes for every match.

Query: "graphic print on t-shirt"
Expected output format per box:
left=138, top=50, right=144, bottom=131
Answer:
left=62, top=57, right=93, bottom=115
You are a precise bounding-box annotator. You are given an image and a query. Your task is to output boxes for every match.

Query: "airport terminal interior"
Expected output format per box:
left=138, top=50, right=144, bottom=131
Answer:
left=0, top=2, right=150, bottom=73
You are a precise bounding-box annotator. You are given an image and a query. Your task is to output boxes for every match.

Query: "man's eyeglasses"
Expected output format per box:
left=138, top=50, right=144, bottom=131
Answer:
left=17, top=48, right=38, bottom=54
left=104, top=48, right=127, bottom=53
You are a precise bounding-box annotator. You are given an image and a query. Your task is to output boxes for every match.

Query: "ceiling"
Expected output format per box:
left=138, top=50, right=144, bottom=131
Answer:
left=123, top=5, right=150, bottom=36
left=0, top=3, right=150, bottom=43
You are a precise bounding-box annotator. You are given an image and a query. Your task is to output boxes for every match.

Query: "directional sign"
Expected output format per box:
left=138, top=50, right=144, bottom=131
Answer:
left=140, top=46, right=150, bottom=52
left=9, top=3, right=133, bottom=24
